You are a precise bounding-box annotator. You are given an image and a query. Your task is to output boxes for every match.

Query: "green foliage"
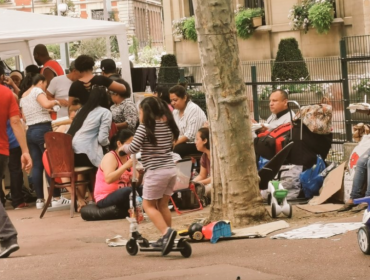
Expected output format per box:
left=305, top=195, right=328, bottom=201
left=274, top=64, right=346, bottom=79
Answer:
left=288, top=0, right=333, bottom=34
left=129, top=36, right=139, bottom=63
left=158, top=54, right=180, bottom=84
left=172, top=17, right=187, bottom=38
left=183, top=17, right=197, bottom=42
left=308, top=1, right=334, bottom=34
left=77, top=38, right=107, bottom=60
left=188, top=89, right=207, bottom=115
left=271, top=38, right=310, bottom=81
left=46, top=44, right=61, bottom=59
left=235, top=8, right=264, bottom=40
left=353, top=78, right=370, bottom=101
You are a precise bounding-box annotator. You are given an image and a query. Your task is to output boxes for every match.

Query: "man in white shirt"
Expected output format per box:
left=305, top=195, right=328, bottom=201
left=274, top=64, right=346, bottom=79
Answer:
left=47, top=61, right=80, bottom=118
left=257, top=89, right=295, bottom=133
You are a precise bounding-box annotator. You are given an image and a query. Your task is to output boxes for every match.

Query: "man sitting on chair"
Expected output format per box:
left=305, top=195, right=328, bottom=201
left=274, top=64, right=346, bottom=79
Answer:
left=256, top=89, right=295, bottom=133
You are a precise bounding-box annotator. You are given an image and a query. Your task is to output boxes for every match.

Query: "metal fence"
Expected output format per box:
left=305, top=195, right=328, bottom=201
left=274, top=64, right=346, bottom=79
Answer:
left=152, top=35, right=370, bottom=163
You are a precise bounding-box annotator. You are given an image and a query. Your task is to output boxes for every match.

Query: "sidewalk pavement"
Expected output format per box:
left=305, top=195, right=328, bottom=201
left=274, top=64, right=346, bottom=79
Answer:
left=1, top=205, right=368, bottom=280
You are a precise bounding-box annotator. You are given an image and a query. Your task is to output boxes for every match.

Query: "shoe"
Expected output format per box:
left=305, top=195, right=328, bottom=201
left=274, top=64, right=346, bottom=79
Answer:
left=161, top=228, right=177, bottom=256
left=0, top=238, right=19, bottom=258
left=151, top=237, right=163, bottom=248
left=337, top=203, right=356, bottom=212
left=36, top=199, right=45, bottom=209
left=51, top=197, right=71, bottom=208
left=351, top=203, right=368, bottom=213
left=15, top=203, right=28, bottom=210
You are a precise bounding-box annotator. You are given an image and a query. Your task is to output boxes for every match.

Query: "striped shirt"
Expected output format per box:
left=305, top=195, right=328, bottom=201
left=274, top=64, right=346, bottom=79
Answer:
left=173, top=100, right=207, bottom=142
left=124, top=120, right=175, bottom=170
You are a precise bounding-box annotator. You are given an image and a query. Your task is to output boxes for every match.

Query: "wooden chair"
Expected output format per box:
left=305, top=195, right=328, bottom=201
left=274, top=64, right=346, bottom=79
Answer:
left=40, top=132, right=96, bottom=218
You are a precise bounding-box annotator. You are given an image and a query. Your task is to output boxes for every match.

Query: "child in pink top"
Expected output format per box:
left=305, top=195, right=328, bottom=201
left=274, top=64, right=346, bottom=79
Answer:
left=94, top=129, right=142, bottom=216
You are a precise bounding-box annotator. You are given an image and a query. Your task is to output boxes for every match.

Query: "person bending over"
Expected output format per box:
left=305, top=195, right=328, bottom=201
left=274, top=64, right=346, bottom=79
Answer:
left=94, top=129, right=143, bottom=216
left=121, top=96, right=179, bottom=255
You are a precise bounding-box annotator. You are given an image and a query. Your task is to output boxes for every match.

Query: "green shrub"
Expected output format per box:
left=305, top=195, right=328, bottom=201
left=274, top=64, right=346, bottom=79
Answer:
left=308, top=1, right=334, bottom=34
left=235, top=8, right=263, bottom=40
left=183, top=17, right=197, bottom=42
left=271, top=38, right=310, bottom=82
left=188, top=89, right=207, bottom=116
left=158, top=54, right=180, bottom=85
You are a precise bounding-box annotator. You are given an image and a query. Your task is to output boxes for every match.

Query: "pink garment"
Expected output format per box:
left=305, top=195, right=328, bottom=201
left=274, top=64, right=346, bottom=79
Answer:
left=94, top=151, right=132, bottom=202
left=168, top=104, right=173, bottom=112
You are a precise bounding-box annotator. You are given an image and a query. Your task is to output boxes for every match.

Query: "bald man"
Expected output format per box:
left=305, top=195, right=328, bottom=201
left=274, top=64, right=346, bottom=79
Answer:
left=33, top=44, right=64, bottom=85
left=257, top=89, right=295, bottom=133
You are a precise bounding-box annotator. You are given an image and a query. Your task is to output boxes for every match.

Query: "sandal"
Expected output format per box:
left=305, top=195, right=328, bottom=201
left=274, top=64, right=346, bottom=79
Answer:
left=337, top=203, right=356, bottom=212
left=351, top=203, right=368, bottom=213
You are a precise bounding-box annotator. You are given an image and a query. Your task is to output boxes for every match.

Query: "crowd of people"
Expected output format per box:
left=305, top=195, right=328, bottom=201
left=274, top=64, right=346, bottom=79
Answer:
left=0, top=44, right=210, bottom=257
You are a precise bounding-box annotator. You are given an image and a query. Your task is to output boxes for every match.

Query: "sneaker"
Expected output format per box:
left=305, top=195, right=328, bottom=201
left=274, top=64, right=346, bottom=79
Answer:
left=161, top=228, right=177, bottom=256
left=51, top=197, right=71, bottom=208
left=15, top=203, right=28, bottom=210
left=36, top=199, right=45, bottom=209
left=151, top=237, right=163, bottom=248
left=0, top=238, right=19, bottom=258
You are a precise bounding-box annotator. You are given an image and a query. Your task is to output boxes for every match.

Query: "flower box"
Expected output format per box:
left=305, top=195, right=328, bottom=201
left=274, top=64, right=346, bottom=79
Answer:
left=252, top=16, right=262, bottom=28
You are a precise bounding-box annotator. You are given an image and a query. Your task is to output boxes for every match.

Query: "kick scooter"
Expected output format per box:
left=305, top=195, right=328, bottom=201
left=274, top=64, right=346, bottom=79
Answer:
left=125, top=153, right=192, bottom=258
left=353, top=197, right=370, bottom=255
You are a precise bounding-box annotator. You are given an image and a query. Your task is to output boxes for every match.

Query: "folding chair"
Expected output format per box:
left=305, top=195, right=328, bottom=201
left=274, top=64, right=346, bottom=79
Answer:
left=170, top=159, right=203, bottom=215
left=40, top=132, right=96, bottom=218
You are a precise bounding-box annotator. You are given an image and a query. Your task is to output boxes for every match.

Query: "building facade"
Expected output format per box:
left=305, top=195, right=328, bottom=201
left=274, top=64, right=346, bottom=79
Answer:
left=162, top=0, right=367, bottom=65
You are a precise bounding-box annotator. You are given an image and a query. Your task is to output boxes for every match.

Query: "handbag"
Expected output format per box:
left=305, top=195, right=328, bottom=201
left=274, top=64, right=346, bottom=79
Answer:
left=294, top=97, right=332, bottom=135
left=299, top=155, right=326, bottom=199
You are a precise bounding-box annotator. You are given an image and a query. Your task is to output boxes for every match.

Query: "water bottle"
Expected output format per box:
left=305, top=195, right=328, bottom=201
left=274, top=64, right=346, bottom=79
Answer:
left=191, top=168, right=198, bottom=180
left=129, top=191, right=144, bottom=223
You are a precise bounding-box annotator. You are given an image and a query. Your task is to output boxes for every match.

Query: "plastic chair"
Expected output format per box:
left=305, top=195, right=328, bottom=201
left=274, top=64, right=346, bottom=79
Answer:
left=258, top=142, right=294, bottom=190
left=40, top=132, right=96, bottom=218
left=170, top=159, right=203, bottom=215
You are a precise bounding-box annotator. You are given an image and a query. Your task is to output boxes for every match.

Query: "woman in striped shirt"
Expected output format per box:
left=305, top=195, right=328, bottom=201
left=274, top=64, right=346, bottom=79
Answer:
left=170, top=85, right=207, bottom=158
left=121, top=96, right=180, bottom=255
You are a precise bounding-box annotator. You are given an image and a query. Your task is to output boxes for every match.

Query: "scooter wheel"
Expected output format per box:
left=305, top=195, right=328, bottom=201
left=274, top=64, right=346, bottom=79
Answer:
left=126, top=239, right=139, bottom=256
left=357, top=226, right=370, bottom=255
left=271, top=203, right=277, bottom=218
left=180, top=241, right=192, bottom=258
left=288, top=204, right=293, bottom=219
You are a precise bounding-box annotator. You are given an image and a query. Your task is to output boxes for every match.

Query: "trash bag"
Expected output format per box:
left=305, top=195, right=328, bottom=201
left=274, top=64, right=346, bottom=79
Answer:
left=300, top=155, right=326, bottom=199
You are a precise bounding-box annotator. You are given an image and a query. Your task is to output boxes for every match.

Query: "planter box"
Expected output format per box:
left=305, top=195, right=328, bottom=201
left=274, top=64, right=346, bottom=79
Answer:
left=252, top=16, right=262, bottom=28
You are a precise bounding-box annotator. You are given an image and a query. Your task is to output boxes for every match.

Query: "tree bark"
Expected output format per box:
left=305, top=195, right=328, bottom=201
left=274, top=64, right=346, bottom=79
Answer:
left=193, top=0, right=268, bottom=227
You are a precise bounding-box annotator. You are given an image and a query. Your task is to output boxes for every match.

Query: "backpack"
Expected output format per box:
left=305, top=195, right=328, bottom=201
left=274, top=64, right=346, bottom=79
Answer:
left=254, top=123, right=292, bottom=160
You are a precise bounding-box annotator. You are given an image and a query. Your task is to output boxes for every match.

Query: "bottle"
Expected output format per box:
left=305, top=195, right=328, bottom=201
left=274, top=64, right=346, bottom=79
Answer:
left=129, top=191, right=144, bottom=223
left=191, top=168, right=198, bottom=180
left=53, top=104, right=61, bottom=112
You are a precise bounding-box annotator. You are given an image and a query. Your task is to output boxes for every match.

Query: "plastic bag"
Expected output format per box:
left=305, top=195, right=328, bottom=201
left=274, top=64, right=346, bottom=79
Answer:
left=300, top=155, right=326, bottom=199
left=257, top=156, right=269, bottom=171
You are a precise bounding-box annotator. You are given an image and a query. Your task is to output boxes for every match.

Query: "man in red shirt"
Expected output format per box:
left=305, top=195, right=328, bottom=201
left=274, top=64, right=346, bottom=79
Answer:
left=0, top=84, right=32, bottom=258
left=33, top=44, right=64, bottom=86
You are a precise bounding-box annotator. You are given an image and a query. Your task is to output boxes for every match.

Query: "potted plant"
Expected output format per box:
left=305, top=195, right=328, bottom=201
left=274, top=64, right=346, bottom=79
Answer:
left=172, top=17, right=187, bottom=41
left=308, top=0, right=335, bottom=34
left=235, top=8, right=264, bottom=40
left=183, top=16, right=197, bottom=42
left=352, top=78, right=370, bottom=102
left=158, top=54, right=180, bottom=85
left=288, top=0, right=313, bottom=34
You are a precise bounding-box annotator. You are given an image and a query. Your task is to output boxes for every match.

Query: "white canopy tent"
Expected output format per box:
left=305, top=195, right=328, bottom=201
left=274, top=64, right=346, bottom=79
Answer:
left=0, top=9, right=131, bottom=83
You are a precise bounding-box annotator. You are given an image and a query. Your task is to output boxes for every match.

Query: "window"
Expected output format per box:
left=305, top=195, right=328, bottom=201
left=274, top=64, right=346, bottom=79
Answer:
left=189, top=0, right=194, bottom=16
left=91, top=9, right=104, bottom=20
left=245, top=0, right=264, bottom=9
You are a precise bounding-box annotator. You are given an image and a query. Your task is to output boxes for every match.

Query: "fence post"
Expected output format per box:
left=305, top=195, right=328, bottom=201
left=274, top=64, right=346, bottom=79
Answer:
left=340, top=39, right=353, bottom=142
left=251, top=66, right=259, bottom=122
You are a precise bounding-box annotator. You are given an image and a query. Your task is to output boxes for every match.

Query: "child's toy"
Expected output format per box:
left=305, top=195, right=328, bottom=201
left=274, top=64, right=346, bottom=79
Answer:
left=125, top=154, right=192, bottom=258
left=268, top=180, right=292, bottom=218
left=353, top=197, right=370, bottom=255
left=179, top=221, right=232, bottom=244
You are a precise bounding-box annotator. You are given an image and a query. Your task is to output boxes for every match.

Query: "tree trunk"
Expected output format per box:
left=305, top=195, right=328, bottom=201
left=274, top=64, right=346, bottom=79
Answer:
left=193, top=0, right=268, bottom=227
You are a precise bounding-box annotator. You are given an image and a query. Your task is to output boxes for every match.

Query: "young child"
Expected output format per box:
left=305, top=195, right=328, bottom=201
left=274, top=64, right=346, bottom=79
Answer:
left=121, top=96, right=179, bottom=256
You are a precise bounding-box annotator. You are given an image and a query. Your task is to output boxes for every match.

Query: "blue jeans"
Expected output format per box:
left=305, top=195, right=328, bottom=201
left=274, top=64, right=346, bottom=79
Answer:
left=8, top=146, right=24, bottom=208
left=27, top=123, right=60, bottom=199
left=350, top=148, right=370, bottom=199
left=97, top=187, right=132, bottom=216
left=0, top=154, right=18, bottom=242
